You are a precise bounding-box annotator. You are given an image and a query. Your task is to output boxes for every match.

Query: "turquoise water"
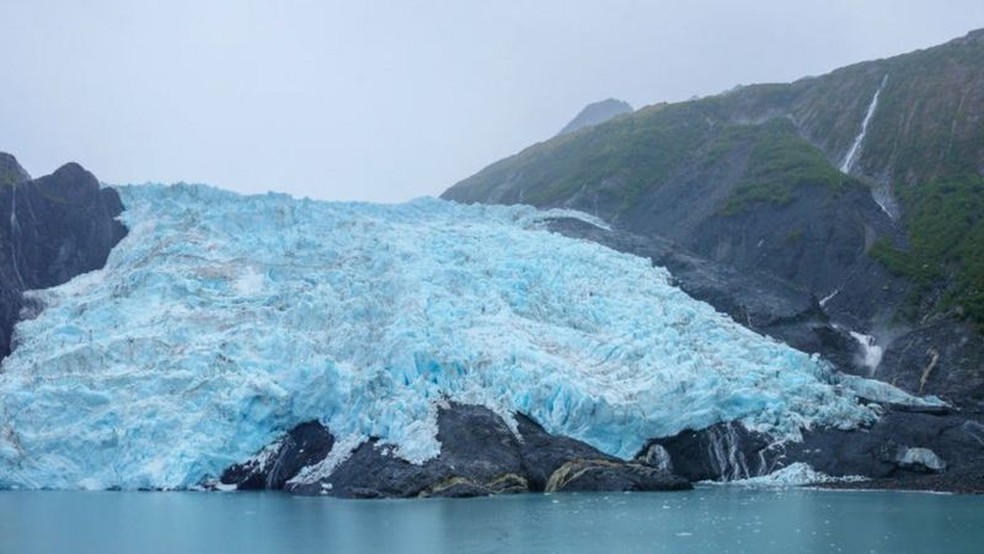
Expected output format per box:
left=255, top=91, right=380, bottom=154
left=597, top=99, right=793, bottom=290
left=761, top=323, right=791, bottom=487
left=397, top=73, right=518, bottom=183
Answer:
left=1, top=487, right=980, bottom=553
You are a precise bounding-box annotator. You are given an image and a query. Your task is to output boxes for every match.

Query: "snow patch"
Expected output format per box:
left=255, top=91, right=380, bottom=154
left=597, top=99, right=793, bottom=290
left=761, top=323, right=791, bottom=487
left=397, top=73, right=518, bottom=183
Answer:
left=836, top=374, right=946, bottom=409
left=898, top=447, right=946, bottom=472
left=535, top=208, right=612, bottom=231
left=289, top=434, right=367, bottom=487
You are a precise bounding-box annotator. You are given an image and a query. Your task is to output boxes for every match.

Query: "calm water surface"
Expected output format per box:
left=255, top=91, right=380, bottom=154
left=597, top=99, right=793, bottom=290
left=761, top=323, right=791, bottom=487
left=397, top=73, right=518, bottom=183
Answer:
left=1, top=486, right=980, bottom=553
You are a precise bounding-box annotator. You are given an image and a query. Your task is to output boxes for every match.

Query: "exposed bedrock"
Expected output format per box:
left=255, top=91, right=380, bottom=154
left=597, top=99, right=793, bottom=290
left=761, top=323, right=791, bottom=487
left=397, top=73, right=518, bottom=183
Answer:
left=547, top=217, right=984, bottom=410
left=877, top=320, right=984, bottom=411
left=0, top=156, right=128, bottom=359
left=642, top=410, right=984, bottom=492
left=220, top=403, right=691, bottom=498
left=221, top=421, right=335, bottom=490
left=546, top=218, right=861, bottom=373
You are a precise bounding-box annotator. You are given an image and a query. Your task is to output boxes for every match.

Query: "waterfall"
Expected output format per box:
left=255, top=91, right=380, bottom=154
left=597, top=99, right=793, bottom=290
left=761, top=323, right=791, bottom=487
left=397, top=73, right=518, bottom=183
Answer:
left=871, top=182, right=899, bottom=221
left=840, top=75, right=888, bottom=174
left=706, top=422, right=752, bottom=481
left=849, top=330, right=883, bottom=374
left=700, top=422, right=787, bottom=481
left=641, top=443, right=674, bottom=474
left=818, top=287, right=841, bottom=308
left=8, top=185, right=25, bottom=288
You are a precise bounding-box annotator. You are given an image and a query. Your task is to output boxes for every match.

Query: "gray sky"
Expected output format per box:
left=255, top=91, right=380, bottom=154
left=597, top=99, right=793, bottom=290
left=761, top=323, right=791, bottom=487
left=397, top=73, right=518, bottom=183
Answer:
left=2, top=1, right=983, bottom=202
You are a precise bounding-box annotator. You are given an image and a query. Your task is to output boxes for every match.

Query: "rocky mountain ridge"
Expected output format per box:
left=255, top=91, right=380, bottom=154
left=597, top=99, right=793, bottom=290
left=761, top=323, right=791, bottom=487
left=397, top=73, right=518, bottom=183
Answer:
left=0, top=156, right=127, bottom=358
left=443, top=28, right=984, bottom=410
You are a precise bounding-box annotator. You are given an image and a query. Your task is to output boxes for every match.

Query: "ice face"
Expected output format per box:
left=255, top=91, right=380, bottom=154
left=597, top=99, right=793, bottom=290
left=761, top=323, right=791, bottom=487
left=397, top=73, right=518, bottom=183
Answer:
left=0, top=184, right=873, bottom=490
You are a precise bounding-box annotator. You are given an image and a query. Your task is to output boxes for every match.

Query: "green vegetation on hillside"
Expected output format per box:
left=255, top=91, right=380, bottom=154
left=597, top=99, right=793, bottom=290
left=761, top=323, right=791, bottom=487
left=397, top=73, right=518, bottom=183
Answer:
left=717, top=120, right=847, bottom=214
left=855, top=35, right=984, bottom=328
left=871, top=174, right=984, bottom=328
left=444, top=29, right=984, bottom=333
left=520, top=103, right=714, bottom=207
left=450, top=99, right=849, bottom=217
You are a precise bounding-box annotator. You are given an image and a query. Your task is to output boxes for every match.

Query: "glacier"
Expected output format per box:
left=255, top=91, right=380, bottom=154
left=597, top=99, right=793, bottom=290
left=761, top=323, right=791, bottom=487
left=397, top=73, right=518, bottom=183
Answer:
left=0, top=184, right=876, bottom=490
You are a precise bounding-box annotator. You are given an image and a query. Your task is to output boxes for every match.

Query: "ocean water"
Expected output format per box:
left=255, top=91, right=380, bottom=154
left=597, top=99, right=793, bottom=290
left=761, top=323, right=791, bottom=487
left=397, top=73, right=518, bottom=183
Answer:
left=1, top=487, right=980, bottom=553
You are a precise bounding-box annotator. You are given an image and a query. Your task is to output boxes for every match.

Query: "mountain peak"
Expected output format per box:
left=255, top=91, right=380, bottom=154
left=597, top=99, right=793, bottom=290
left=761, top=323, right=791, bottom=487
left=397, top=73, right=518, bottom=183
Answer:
left=953, top=27, right=984, bottom=45
left=557, top=98, right=633, bottom=136
left=0, top=152, right=31, bottom=186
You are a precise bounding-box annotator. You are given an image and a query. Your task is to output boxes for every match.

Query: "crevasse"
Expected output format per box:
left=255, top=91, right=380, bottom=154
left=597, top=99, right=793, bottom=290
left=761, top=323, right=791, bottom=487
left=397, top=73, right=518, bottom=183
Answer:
left=0, top=184, right=873, bottom=490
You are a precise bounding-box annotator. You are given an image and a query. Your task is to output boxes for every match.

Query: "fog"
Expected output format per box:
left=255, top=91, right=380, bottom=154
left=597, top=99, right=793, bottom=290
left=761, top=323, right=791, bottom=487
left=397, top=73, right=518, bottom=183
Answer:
left=2, top=0, right=983, bottom=201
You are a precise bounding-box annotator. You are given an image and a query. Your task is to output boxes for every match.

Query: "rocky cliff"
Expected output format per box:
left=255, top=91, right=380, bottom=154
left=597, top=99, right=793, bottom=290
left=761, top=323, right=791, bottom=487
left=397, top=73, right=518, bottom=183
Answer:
left=0, top=154, right=127, bottom=359
left=443, top=29, right=984, bottom=409
left=221, top=404, right=690, bottom=498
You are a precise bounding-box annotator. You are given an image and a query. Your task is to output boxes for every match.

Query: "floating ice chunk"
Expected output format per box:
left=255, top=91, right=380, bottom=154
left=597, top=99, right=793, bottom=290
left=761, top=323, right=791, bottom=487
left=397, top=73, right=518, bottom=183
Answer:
left=720, top=462, right=867, bottom=487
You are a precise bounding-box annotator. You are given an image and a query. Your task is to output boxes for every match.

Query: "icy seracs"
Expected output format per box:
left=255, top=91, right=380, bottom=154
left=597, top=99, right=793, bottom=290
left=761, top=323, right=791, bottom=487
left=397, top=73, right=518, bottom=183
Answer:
left=0, top=184, right=874, bottom=490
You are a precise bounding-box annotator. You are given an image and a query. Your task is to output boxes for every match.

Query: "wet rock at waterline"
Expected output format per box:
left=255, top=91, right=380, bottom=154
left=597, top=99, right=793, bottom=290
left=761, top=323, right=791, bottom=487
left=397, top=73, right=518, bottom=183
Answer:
left=647, top=410, right=984, bottom=492
left=222, top=404, right=691, bottom=498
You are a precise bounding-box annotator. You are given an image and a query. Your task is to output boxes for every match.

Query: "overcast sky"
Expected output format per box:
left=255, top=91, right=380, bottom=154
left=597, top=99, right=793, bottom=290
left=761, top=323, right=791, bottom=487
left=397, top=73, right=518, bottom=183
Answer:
left=2, top=1, right=983, bottom=202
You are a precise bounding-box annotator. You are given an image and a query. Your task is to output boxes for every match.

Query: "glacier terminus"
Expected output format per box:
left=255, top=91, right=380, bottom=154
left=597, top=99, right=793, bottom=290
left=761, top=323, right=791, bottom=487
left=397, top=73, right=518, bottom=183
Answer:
left=0, top=184, right=909, bottom=490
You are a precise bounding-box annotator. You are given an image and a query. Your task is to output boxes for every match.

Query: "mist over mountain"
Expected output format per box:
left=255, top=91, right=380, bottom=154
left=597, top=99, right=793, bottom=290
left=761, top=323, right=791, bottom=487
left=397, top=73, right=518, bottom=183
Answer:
left=557, top=99, right=634, bottom=136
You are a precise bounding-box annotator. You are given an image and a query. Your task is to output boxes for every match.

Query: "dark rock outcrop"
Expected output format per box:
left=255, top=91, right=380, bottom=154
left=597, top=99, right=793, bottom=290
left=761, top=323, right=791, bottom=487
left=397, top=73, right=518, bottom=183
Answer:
left=877, top=321, right=984, bottom=411
left=644, top=410, right=984, bottom=493
left=786, top=411, right=984, bottom=484
left=220, top=421, right=334, bottom=490
left=639, top=422, right=782, bottom=482
left=0, top=155, right=128, bottom=359
left=223, top=403, right=691, bottom=498
left=545, top=217, right=863, bottom=373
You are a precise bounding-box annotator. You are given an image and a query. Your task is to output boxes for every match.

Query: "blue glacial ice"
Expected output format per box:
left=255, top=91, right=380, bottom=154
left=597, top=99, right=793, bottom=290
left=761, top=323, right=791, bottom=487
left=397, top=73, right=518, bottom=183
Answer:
left=0, top=184, right=877, bottom=490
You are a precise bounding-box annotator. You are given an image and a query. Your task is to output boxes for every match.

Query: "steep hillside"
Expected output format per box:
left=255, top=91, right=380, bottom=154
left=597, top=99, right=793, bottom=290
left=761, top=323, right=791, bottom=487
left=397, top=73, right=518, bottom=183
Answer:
left=443, top=29, right=984, bottom=406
